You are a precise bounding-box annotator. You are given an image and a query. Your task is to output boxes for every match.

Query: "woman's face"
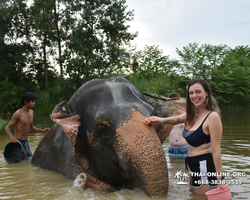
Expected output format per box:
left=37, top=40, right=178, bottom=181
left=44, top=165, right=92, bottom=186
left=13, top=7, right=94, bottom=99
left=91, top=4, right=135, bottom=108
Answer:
left=188, top=83, right=208, bottom=107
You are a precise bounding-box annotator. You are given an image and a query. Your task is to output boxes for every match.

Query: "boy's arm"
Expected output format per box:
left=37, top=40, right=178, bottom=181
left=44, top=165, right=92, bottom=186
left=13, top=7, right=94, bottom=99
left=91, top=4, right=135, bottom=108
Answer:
left=5, top=112, right=19, bottom=143
left=30, top=125, right=50, bottom=133
left=30, top=110, right=50, bottom=133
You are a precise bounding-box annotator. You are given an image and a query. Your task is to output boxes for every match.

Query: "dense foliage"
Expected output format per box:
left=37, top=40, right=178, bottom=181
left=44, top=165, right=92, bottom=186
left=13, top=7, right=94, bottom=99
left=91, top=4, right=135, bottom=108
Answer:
left=0, top=0, right=250, bottom=117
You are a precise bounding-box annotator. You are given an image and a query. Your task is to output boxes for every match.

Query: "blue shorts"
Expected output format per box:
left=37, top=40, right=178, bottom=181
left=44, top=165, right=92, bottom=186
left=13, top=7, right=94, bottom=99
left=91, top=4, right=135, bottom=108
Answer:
left=168, top=144, right=189, bottom=157
left=18, top=139, right=32, bottom=160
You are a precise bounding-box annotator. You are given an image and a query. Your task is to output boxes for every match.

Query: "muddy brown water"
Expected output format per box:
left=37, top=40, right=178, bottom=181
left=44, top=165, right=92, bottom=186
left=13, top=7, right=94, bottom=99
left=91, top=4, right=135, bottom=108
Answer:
left=0, top=106, right=249, bottom=200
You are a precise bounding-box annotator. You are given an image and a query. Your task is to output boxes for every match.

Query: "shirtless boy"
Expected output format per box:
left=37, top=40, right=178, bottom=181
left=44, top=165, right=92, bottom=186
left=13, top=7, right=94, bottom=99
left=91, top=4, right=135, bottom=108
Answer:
left=5, top=92, right=50, bottom=160
left=168, top=123, right=189, bottom=157
left=168, top=93, right=189, bottom=157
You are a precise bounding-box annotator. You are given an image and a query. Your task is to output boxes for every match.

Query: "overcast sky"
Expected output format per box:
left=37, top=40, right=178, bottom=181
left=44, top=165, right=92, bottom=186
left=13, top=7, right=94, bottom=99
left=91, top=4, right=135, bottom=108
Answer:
left=126, top=0, right=250, bottom=59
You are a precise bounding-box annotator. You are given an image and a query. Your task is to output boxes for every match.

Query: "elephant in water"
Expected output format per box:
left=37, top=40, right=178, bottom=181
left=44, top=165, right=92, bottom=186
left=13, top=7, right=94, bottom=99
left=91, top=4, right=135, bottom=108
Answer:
left=31, top=76, right=185, bottom=197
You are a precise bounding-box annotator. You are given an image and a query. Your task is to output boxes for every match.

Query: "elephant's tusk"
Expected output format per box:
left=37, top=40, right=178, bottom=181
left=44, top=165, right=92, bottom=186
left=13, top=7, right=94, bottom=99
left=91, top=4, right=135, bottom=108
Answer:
left=74, top=173, right=115, bottom=192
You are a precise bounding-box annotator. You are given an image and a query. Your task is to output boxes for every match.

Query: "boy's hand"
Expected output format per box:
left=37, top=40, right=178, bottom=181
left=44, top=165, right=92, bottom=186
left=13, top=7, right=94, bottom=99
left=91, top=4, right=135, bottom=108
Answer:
left=43, top=128, right=50, bottom=133
left=10, top=137, right=18, bottom=143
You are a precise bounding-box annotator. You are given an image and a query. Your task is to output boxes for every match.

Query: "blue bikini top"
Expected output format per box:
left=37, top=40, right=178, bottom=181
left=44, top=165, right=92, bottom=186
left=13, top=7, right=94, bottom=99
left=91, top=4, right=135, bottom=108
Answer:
left=182, top=112, right=213, bottom=147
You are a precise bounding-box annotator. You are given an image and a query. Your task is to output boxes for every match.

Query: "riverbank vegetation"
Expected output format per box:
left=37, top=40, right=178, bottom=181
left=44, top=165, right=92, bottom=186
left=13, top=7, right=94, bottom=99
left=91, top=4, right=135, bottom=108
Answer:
left=1, top=0, right=250, bottom=118
left=0, top=119, right=7, bottom=130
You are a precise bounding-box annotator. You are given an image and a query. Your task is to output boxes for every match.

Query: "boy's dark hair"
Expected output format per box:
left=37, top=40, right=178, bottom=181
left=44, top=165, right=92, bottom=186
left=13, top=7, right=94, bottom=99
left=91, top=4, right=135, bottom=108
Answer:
left=21, top=92, right=38, bottom=105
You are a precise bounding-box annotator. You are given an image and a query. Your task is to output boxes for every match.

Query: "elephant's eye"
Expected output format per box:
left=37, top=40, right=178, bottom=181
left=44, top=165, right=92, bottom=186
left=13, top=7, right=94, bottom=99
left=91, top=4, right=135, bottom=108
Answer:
left=93, top=124, right=114, bottom=142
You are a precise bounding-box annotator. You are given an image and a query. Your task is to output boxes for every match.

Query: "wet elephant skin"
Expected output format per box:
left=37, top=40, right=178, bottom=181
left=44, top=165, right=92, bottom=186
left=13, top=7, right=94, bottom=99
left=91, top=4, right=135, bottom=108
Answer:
left=31, top=76, right=185, bottom=197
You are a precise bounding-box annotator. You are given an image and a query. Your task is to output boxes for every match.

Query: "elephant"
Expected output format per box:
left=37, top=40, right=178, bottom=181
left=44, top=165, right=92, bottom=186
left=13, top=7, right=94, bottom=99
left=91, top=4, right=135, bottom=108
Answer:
left=31, top=76, right=186, bottom=197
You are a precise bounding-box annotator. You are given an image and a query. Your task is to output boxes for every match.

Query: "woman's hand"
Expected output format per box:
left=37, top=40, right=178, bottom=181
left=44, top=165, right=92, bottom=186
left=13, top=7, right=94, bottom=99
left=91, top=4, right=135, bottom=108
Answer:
left=146, top=112, right=186, bottom=125
left=145, top=116, right=165, bottom=124
left=218, top=183, right=228, bottom=189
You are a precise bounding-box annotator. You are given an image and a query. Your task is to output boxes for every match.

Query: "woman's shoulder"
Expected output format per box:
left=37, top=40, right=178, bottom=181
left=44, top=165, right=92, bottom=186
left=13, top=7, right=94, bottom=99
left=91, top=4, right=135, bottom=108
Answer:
left=207, top=111, right=221, bottom=122
left=209, top=110, right=220, bottom=117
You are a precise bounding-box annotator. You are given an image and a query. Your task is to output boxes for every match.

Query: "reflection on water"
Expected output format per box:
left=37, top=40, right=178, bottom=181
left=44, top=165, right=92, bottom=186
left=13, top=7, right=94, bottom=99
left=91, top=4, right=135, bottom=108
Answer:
left=0, top=106, right=249, bottom=200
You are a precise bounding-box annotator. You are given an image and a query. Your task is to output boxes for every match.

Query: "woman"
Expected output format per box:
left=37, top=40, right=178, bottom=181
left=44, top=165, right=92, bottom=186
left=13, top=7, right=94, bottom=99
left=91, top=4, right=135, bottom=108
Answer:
left=147, top=79, right=224, bottom=195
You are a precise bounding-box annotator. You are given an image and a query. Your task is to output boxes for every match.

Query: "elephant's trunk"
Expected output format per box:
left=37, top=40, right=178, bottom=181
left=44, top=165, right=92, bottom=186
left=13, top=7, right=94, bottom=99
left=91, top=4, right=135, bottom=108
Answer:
left=137, top=150, right=168, bottom=196
left=116, top=111, right=168, bottom=197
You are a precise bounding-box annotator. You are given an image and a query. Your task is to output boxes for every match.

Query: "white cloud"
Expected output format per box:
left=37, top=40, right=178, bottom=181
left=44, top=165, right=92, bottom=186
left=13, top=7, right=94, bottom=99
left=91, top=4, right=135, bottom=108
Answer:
left=126, top=0, right=250, bottom=58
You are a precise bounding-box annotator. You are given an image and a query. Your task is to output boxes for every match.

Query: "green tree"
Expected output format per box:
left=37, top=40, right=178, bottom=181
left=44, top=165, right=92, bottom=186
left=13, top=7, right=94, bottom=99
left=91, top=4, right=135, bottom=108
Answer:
left=64, top=0, right=137, bottom=88
left=0, top=0, right=33, bottom=86
left=211, top=45, right=250, bottom=104
left=0, top=0, right=39, bottom=115
left=176, top=43, right=229, bottom=79
left=29, top=0, right=60, bottom=91
left=129, top=45, right=175, bottom=79
left=0, top=81, right=24, bottom=117
left=126, top=45, right=188, bottom=96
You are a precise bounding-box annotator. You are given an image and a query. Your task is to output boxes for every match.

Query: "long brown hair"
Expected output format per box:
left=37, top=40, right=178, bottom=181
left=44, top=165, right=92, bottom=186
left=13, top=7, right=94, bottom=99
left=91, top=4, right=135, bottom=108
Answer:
left=185, top=79, right=220, bottom=126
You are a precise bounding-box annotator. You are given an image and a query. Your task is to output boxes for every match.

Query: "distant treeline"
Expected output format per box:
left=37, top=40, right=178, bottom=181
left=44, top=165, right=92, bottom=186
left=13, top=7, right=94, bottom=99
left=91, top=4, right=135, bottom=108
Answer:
left=1, top=0, right=250, bottom=117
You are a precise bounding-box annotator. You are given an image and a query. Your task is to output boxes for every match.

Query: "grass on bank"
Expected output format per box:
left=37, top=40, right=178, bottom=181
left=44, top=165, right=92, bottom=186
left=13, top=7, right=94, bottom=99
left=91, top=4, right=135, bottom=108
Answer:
left=0, top=118, right=8, bottom=131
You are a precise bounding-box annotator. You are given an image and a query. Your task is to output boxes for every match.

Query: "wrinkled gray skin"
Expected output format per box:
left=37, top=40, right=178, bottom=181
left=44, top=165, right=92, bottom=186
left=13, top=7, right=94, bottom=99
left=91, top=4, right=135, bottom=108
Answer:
left=31, top=76, right=185, bottom=197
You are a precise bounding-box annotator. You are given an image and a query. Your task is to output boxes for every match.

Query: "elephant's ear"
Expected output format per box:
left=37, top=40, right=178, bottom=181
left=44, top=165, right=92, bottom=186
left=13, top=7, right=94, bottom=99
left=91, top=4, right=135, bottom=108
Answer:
left=142, top=92, right=186, bottom=143
left=50, top=101, right=90, bottom=170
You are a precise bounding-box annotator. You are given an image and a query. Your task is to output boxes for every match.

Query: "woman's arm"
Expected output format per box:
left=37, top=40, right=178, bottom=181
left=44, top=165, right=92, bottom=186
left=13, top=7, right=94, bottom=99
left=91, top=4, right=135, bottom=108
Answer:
left=146, top=112, right=186, bottom=125
left=209, top=112, right=223, bottom=176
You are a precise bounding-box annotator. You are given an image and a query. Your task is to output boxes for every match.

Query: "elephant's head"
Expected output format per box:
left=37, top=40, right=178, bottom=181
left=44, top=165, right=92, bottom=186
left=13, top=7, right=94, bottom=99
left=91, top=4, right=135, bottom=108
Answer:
left=32, top=76, right=185, bottom=198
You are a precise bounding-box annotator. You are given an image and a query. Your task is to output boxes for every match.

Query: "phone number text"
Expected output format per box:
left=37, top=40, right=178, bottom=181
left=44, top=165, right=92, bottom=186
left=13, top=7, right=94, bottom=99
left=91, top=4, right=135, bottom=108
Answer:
left=195, top=179, right=243, bottom=185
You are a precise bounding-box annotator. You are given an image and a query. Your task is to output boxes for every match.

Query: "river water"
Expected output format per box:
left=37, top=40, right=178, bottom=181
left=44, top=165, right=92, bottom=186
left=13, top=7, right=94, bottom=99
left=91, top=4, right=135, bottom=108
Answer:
left=0, top=106, right=249, bottom=200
